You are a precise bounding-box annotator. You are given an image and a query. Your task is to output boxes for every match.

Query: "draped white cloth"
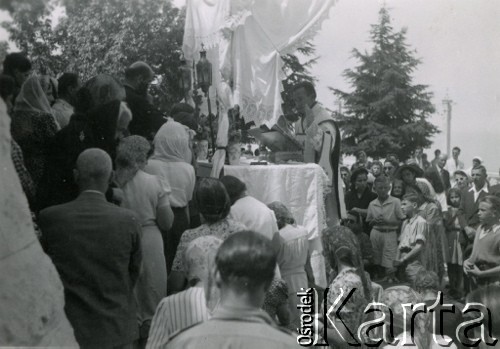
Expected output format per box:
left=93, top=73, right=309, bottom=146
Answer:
left=224, top=163, right=329, bottom=286
left=182, top=0, right=335, bottom=177
left=221, top=0, right=335, bottom=127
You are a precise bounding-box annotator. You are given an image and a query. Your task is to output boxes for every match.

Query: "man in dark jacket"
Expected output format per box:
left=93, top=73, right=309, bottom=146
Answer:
left=40, top=148, right=142, bottom=349
left=425, top=153, right=451, bottom=211
left=425, top=154, right=451, bottom=193
left=124, top=61, right=165, bottom=140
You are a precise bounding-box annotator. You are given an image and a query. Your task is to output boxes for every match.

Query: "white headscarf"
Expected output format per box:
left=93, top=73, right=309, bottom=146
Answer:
left=152, top=119, right=192, bottom=163
left=14, top=75, right=52, bottom=114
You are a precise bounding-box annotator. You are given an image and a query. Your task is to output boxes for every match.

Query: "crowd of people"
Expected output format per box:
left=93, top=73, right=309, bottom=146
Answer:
left=3, top=51, right=500, bottom=349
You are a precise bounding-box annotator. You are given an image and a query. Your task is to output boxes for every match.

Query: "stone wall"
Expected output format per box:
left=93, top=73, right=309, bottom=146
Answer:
left=0, top=99, right=77, bottom=346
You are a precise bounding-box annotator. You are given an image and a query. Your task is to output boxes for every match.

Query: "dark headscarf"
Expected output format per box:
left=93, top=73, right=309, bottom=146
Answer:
left=380, top=286, right=430, bottom=348
left=86, top=100, right=122, bottom=158
left=321, top=226, right=372, bottom=303
left=84, top=74, right=125, bottom=110
left=173, top=111, right=198, bottom=132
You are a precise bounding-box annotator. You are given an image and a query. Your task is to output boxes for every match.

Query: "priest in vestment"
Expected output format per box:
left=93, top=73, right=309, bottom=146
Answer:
left=292, top=81, right=346, bottom=227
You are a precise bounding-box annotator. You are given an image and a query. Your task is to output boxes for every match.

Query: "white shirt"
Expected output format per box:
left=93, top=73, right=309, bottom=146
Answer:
left=469, top=183, right=489, bottom=202
left=144, top=159, right=195, bottom=208
left=445, top=158, right=464, bottom=175
left=229, top=196, right=278, bottom=241
left=446, top=158, right=464, bottom=186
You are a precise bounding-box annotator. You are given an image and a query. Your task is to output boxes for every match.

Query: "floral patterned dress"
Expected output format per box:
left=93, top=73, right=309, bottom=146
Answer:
left=171, top=218, right=247, bottom=274
left=262, top=278, right=289, bottom=323
left=11, top=110, right=58, bottom=187
left=417, top=202, right=446, bottom=280
left=324, top=268, right=371, bottom=347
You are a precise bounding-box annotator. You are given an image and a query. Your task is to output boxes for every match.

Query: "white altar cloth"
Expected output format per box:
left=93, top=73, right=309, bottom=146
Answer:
left=224, top=163, right=329, bottom=286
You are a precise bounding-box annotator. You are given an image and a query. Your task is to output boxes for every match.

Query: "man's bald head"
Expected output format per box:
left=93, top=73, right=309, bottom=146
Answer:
left=438, top=154, right=448, bottom=169
left=74, top=148, right=112, bottom=192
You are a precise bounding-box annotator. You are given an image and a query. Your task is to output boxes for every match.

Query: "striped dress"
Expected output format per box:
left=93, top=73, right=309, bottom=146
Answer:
left=146, top=287, right=209, bottom=348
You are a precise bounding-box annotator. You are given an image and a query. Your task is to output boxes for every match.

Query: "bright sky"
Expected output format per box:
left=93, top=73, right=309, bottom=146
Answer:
left=1, top=0, right=499, bottom=171
left=312, top=0, right=500, bottom=172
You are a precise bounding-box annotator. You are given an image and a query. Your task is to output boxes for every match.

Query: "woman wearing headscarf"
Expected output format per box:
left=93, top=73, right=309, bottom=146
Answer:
left=267, top=201, right=310, bottom=329
left=413, top=270, right=464, bottom=347
left=38, top=75, right=130, bottom=209
left=144, top=119, right=196, bottom=273
left=168, top=178, right=246, bottom=294
left=11, top=75, right=58, bottom=188
left=85, top=73, right=126, bottom=110
left=319, top=226, right=373, bottom=348
left=86, top=99, right=132, bottom=160
left=406, top=182, right=446, bottom=282
left=114, top=135, right=174, bottom=344
left=380, top=285, right=456, bottom=348
left=146, top=236, right=223, bottom=348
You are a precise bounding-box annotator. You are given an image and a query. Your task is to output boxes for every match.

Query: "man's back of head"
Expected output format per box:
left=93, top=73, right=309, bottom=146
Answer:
left=74, top=148, right=112, bottom=193
left=40, top=149, right=141, bottom=348
left=125, top=61, right=154, bottom=83
left=216, top=230, right=276, bottom=300
left=57, top=72, right=79, bottom=101
left=166, top=230, right=300, bottom=348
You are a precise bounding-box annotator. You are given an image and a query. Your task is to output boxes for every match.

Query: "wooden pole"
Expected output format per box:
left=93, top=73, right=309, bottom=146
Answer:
left=442, top=97, right=453, bottom=155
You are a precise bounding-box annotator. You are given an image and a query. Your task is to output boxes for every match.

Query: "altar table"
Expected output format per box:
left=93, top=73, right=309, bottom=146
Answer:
left=224, top=163, right=329, bottom=287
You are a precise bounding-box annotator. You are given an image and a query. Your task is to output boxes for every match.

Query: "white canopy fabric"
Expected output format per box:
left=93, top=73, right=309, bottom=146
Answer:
left=182, top=0, right=335, bottom=177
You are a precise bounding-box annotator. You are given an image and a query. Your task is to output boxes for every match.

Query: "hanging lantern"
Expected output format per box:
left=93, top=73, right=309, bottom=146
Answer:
left=178, top=56, right=192, bottom=93
left=196, top=45, right=212, bottom=94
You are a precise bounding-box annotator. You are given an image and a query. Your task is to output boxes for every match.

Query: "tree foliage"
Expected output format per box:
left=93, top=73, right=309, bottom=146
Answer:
left=1, top=0, right=62, bottom=73
left=0, top=41, right=9, bottom=64
left=281, top=42, right=318, bottom=116
left=2, top=0, right=319, bottom=117
left=332, top=7, right=438, bottom=160
left=2, top=0, right=185, bottom=109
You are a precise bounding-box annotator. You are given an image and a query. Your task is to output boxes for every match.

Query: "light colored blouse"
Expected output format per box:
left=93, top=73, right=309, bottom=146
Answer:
left=277, top=224, right=309, bottom=274
left=120, top=170, right=171, bottom=227
left=145, top=159, right=195, bottom=208
left=324, top=268, right=369, bottom=341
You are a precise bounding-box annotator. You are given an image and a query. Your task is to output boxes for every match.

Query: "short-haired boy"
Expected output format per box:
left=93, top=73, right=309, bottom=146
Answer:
left=394, top=193, right=427, bottom=284
left=367, top=175, right=405, bottom=282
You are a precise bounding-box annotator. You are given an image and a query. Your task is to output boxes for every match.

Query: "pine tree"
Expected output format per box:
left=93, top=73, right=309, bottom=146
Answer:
left=332, top=7, right=438, bottom=160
